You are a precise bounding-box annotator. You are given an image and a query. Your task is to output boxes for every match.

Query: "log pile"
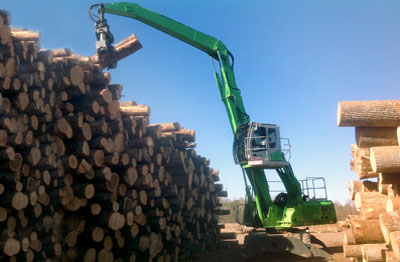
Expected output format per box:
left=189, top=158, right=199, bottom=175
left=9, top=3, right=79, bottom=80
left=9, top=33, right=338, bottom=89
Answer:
left=338, top=100, right=400, bottom=261
left=0, top=10, right=228, bottom=261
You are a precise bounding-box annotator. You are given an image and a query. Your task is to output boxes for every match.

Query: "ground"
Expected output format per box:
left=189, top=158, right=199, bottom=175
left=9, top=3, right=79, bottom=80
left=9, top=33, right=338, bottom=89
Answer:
left=191, top=223, right=350, bottom=262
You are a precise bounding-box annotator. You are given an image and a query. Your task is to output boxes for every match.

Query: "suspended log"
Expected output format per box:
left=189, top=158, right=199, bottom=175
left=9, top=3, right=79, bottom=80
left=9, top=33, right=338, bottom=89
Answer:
left=91, top=33, right=142, bottom=69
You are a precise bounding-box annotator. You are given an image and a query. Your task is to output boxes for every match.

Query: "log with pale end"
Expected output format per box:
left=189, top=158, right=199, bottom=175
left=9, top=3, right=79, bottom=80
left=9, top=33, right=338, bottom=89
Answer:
left=386, top=197, right=400, bottom=212
left=370, top=146, right=400, bottom=173
left=384, top=251, right=398, bottom=262
left=355, top=192, right=387, bottom=219
left=362, top=244, right=387, bottom=262
left=91, top=33, right=142, bottom=69
left=343, top=230, right=356, bottom=245
left=379, top=211, right=400, bottom=244
left=351, top=145, right=378, bottom=179
left=120, top=105, right=150, bottom=117
left=0, top=10, right=228, bottom=261
left=350, top=217, right=385, bottom=243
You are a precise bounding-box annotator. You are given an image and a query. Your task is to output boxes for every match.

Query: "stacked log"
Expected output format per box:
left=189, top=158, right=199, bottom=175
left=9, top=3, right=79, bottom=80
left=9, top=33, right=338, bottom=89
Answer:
left=338, top=100, right=400, bottom=261
left=0, top=10, right=228, bottom=261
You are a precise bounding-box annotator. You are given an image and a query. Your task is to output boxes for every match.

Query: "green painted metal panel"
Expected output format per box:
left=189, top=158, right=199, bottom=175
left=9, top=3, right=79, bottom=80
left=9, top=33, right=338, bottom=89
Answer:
left=269, top=149, right=283, bottom=161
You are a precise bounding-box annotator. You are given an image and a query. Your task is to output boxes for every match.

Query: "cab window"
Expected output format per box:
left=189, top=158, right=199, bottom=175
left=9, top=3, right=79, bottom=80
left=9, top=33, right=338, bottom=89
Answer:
left=252, top=127, right=267, bottom=149
left=268, top=128, right=277, bottom=148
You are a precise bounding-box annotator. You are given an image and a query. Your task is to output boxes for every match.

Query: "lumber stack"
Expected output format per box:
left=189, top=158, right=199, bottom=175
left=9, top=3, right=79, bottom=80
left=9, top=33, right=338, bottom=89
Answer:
left=338, top=100, right=400, bottom=261
left=0, top=10, right=228, bottom=262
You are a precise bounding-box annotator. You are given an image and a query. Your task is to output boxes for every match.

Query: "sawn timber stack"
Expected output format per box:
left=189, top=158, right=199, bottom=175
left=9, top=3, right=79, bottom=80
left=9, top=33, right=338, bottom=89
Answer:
left=0, top=10, right=228, bottom=262
left=338, top=100, right=400, bottom=262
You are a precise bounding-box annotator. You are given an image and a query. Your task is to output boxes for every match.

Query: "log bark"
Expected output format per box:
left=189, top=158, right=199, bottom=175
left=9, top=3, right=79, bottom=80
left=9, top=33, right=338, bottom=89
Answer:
left=355, top=192, right=387, bottom=219
left=351, top=145, right=378, bottom=179
left=379, top=211, right=400, bottom=245
left=348, top=180, right=379, bottom=200
left=120, top=105, right=150, bottom=116
left=343, top=230, right=356, bottom=245
left=350, top=217, right=384, bottom=243
left=343, top=244, right=362, bottom=258
left=11, top=29, right=39, bottom=41
left=362, top=244, right=387, bottom=262
left=384, top=251, right=398, bottom=262
left=380, top=173, right=400, bottom=185
left=0, top=17, right=226, bottom=262
left=386, top=197, right=400, bottom=212
left=390, top=230, right=400, bottom=259
left=175, top=129, right=195, bottom=142
left=337, top=100, right=400, bottom=127
left=159, top=122, right=181, bottom=132
left=370, top=146, right=400, bottom=173
left=355, top=127, right=398, bottom=147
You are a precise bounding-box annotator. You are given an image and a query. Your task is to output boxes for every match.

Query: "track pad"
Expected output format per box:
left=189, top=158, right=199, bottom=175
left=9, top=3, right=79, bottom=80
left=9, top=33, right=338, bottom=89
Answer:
left=242, top=232, right=313, bottom=258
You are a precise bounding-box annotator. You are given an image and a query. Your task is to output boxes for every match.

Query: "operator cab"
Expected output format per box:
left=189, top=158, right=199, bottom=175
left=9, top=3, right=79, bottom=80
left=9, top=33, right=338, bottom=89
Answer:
left=234, top=122, right=290, bottom=168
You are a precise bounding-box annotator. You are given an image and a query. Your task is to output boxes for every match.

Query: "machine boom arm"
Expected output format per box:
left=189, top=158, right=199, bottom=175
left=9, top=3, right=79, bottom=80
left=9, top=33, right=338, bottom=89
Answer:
left=91, top=2, right=336, bottom=229
left=103, top=2, right=249, bottom=133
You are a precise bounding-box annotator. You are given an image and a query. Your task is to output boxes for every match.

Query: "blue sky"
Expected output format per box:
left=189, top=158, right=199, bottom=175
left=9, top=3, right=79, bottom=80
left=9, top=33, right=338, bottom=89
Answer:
left=3, top=1, right=400, bottom=203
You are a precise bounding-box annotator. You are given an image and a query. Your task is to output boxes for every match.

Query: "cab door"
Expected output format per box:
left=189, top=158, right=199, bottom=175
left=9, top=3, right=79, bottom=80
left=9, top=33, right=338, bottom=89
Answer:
left=266, top=127, right=284, bottom=161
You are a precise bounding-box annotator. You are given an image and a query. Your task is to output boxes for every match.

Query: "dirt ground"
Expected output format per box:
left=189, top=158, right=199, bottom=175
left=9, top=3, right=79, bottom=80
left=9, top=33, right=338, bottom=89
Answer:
left=191, top=223, right=350, bottom=262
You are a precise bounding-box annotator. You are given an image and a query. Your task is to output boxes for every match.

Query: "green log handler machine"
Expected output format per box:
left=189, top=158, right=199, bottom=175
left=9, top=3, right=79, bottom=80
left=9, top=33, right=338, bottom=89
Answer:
left=87, top=2, right=337, bottom=260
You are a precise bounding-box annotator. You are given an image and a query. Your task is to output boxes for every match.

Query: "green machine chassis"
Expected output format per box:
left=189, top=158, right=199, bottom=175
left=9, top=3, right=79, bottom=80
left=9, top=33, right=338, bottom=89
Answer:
left=89, top=2, right=336, bottom=230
